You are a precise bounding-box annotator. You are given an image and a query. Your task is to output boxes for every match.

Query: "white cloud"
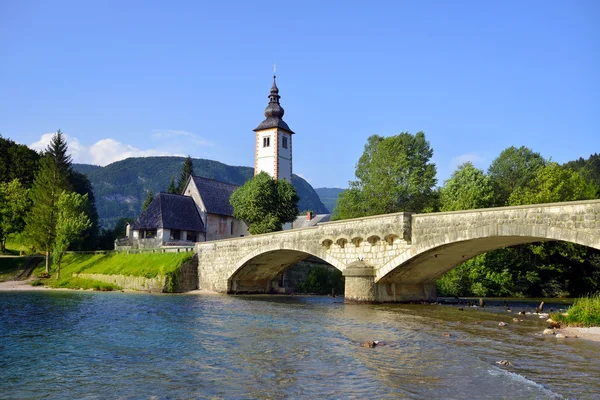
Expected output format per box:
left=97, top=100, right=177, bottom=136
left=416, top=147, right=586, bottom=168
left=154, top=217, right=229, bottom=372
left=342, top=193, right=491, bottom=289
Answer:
left=30, top=132, right=191, bottom=166
left=151, top=129, right=214, bottom=147
left=450, top=153, right=486, bottom=169
left=296, top=173, right=312, bottom=183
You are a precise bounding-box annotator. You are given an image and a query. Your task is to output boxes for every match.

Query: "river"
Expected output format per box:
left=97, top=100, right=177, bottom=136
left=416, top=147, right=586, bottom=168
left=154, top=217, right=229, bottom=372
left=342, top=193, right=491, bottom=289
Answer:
left=1, top=291, right=599, bottom=399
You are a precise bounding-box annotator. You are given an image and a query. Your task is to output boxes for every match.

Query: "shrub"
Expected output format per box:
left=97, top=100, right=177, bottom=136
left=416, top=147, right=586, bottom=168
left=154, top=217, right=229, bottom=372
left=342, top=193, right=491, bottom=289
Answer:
left=551, top=294, right=600, bottom=327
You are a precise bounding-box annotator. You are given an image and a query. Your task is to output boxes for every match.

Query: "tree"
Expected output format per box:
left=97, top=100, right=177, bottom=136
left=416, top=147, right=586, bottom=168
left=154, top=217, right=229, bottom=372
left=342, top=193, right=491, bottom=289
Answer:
left=563, top=153, right=600, bottom=197
left=142, top=189, right=154, bottom=212
left=69, top=171, right=99, bottom=250
left=167, top=176, right=177, bottom=194
left=53, top=191, right=91, bottom=279
left=177, top=156, right=194, bottom=193
left=0, top=135, right=40, bottom=187
left=440, top=162, right=494, bottom=212
left=230, top=172, right=299, bottom=234
left=487, top=146, right=546, bottom=206
left=333, top=132, right=437, bottom=220
left=0, top=179, right=30, bottom=251
left=24, top=134, right=72, bottom=274
left=332, top=188, right=367, bottom=220
left=508, top=162, right=596, bottom=206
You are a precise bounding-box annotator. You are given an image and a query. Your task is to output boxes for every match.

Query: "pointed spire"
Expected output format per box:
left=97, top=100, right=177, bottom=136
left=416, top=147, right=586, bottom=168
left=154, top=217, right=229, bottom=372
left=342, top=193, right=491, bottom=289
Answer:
left=254, top=72, right=294, bottom=133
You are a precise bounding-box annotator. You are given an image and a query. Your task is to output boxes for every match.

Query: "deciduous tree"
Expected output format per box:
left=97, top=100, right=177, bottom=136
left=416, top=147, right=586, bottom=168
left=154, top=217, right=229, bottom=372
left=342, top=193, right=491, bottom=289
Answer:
left=333, top=132, right=437, bottom=220
left=440, top=162, right=494, bottom=211
left=53, top=191, right=91, bottom=279
left=230, top=172, right=299, bottom=234
left=0, top=179, right=30, bottom=251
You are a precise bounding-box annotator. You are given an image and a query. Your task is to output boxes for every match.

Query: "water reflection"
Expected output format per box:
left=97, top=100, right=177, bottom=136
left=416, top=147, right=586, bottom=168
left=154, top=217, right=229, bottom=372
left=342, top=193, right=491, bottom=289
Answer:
left=1, top=292, right=599, bottom=399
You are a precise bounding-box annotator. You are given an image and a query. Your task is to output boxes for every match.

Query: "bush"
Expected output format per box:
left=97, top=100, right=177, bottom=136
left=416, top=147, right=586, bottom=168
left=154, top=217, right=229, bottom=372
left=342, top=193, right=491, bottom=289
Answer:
left=551, top=294, right=600, bottom=327
left=296, top=266, right=344, bottom=295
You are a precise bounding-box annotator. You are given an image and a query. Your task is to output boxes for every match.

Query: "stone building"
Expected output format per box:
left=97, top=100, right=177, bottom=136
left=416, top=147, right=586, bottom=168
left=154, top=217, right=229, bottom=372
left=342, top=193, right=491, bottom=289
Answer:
left=117, top=175, right=249, bottom=249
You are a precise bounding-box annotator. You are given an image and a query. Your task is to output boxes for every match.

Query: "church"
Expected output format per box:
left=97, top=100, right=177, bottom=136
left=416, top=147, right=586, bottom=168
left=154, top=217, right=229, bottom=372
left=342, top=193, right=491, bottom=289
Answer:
left=118, top=74, right=299, bottom=249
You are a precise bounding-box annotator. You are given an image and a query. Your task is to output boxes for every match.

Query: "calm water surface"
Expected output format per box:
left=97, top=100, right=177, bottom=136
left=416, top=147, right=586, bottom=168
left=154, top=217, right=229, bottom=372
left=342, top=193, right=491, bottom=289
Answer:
left=1, top=291, right=599, bottom=399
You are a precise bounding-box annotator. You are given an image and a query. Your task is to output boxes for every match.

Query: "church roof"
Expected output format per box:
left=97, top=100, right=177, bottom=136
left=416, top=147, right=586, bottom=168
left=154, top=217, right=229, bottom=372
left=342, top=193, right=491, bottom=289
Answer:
left=254, top=75, right=294, bottom=134
left=192, top=176, right=239, bottom=217
left=131, top=193, right=205, bottom=232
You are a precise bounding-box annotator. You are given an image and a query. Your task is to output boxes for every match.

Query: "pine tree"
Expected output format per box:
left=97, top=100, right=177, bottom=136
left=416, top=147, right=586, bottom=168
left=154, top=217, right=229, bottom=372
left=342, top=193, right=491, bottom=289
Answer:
left=167, top=176, right=177, bottom=194
left=142, top=189, right=154, bottom=212
left=24, top=131, right=72, bottom=273
left=177, top=156, right=194, bottom=193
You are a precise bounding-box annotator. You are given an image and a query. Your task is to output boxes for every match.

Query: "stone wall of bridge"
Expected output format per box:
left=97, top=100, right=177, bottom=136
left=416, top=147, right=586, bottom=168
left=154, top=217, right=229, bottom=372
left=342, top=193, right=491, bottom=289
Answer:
left=195, top=199, right=600, bottom=302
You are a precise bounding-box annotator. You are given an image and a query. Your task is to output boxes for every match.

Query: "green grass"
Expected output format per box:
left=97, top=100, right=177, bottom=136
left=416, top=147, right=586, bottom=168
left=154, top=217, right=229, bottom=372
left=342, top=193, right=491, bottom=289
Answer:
left=551, top=294, right=600, bottom=327
left=32, top=252, right=193, bottom=291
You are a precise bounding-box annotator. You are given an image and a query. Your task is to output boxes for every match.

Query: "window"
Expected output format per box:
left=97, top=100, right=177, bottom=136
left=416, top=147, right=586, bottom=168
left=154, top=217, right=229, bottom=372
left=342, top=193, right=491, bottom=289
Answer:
left=144, top=229, right=157, bottom=239
left=282, top=136, right=288, bottom=149
left=187, top=232, right=197, bottom=242
left=170, top=230, right=181, bottom=240
left=263, top=136, right=270, bottom=147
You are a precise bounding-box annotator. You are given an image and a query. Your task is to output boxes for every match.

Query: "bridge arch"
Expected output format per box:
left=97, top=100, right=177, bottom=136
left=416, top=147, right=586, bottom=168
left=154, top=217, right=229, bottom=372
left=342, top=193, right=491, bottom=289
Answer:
left=227, top=243, right=346, bottom=294
left=376, top=223, right=600, bottom=283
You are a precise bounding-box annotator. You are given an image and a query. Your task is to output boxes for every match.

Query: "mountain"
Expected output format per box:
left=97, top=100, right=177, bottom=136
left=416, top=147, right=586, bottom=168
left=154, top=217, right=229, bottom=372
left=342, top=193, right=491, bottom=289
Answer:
left=73, top=157, right=328, bottom=228
left=314, top=187, right=345, bottom=214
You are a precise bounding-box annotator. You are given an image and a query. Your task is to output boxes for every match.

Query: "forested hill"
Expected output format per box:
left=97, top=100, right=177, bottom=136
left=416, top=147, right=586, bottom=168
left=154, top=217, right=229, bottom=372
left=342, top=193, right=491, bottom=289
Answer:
left=73, top=156, right=329, bottom=228
left=314, top=187, right=344, bottom=214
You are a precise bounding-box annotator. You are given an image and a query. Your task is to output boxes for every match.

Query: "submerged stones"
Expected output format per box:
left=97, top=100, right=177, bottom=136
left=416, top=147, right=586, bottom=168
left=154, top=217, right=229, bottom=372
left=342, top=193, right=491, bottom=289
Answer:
left=498, top=321, right=509, bottom=327
left=496, top=360, right=512, bottom=366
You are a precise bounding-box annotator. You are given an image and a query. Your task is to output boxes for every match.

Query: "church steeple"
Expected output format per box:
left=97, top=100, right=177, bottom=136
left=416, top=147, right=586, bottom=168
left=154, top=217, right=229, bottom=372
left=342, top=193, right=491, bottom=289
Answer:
left=253, top=72, right=294, bottom=185
left=254, top=74, right=294, bottom=134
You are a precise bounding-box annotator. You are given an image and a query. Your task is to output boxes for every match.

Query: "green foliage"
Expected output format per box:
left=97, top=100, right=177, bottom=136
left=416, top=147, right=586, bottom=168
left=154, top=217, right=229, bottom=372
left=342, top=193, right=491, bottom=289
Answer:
left=314, top=187, right=344, bottom=214
left=69, top=171, right=99, bottom=250
left=564, top=153, right=600, bottom=197
left=508, top=162, right=596, bottom=205
left=53, top=191, right=92, bottom=279
left=167, top=176, right=177, bottom=194
left=440, top=162, right=494, bottom=211
left=142, top=189, right=154, bottom=212
left=551, top=294, right=600, bottom=327
left=0, top=135, right=41, bottom=187
left=0, top=179, right=30, bottom=251
left=177, top=156, right=194, bottom=193
left=24, top=152, right=70, bottom=272
left=71, top=156, right=327, bottom=228
left=487, top=146, right=546, bottom=206
left=333, top=132, right=437, bottom=220
left=49, top=277, right=121, bottom=291
left=230, top=172, right=299, bottom=234
left=296, top=266, right=344, bottom=295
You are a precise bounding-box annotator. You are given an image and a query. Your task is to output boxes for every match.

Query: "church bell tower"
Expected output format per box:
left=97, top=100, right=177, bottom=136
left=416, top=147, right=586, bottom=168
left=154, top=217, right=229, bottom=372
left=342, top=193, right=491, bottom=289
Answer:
left=253, top=73, right=294, bottom=183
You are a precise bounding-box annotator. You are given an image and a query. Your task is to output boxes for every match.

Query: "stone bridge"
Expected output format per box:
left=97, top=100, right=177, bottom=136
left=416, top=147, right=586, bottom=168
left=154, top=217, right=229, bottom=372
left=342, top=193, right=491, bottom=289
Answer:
left=195, top=200, right=600, bottom=303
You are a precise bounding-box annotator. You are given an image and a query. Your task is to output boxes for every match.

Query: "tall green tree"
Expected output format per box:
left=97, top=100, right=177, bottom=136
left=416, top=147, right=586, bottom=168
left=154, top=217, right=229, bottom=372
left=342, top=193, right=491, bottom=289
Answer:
left=167, top=176, right=177, bottom=194
left=487, top=146, right=546, bottom=206
left=53, top=191, right=91, bottom=279
left=24, top=131, right=72, bottom=273
left=142, top=189, right=154, bottom=212
left=230, top=172, right=299, bottom=234
left=563, top=153, right=600, bottom=197
left=0, top=136, right=40, bottom=187
left=333, top=132, right=437, bottom=220
left=440, top=162, right=494, bottom=212
left=177, top=156, right=194, bottom=193
left=69, top=171, right=99, bottom=250
left=0, top=179, right=30, bottom=251
left=508, top=162, right=595, bottom=205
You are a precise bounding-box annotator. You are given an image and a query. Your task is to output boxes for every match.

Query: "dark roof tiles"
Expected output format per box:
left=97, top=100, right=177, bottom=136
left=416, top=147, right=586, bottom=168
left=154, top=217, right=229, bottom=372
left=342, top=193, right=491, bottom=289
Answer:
left=131, top=193, right=205, bottom=232
left=192, top=176, right=239, bottom=217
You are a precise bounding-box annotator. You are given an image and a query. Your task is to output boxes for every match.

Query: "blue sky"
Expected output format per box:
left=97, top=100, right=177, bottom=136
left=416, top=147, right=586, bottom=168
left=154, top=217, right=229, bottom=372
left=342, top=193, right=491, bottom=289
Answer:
left=1, top=0, right=598, bottom=188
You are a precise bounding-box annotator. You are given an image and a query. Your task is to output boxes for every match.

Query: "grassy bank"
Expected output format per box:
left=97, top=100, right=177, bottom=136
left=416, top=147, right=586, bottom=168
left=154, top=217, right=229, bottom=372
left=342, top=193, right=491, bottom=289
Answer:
left=32, top=252, right=194, bottom=291
left=551, top=294, right=600, bottom=327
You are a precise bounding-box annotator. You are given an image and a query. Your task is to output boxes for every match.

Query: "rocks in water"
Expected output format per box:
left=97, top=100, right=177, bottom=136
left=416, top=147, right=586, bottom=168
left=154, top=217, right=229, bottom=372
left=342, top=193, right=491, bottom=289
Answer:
left=538, top=301, right=544, bottom=313
left=506, top=308, right=512, bottom=312
left=442, top=332, right=452, bottom=337
left=512, top=318, right=520, bottom=322
left=479, top=298, right=485, bottom=308
left=458, top=307, right=464, bottom=311
left=518, top=311, right=526, bottom=315
left=361, top=340, right=384, bottom=348
left=556, top=333, right=578, bottom=339
left=555, top=333, right=566, bottom=339
left=543, top=329, right=555, bottom=335
left=496, top=360, right=512, bottom=366
left=547, top=321, right=561, bottom=329
left=498, top=321, right=509, bottom=327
